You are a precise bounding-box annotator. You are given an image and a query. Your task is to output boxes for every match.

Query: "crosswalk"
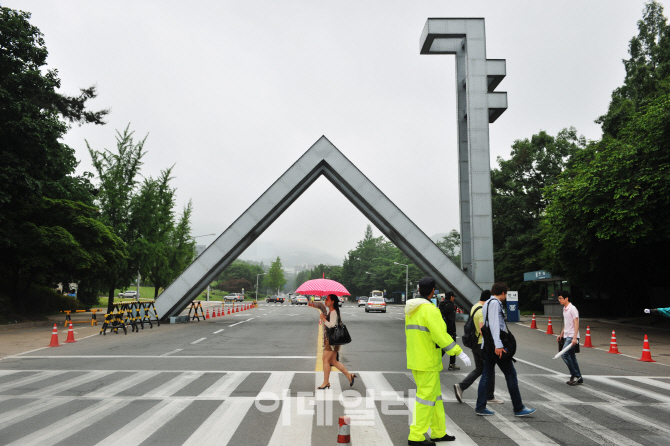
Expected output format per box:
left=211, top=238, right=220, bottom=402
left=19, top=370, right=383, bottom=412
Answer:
left=1, top=369, right=670, bottom=445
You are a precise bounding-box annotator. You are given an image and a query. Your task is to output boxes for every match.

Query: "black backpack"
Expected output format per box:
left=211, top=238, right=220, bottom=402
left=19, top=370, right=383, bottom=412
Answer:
left=462, top=305, right=482, bottom=349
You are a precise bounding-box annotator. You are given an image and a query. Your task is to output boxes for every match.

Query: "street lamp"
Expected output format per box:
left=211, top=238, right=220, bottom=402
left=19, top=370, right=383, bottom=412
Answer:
left=394, top=262, right=409, bottom=304
left=256, top=273, right=265, bottom=301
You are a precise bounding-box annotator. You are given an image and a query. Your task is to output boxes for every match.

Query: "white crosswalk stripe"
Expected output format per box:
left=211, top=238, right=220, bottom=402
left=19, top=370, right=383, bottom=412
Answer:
left=1, top=369, right=670, bottom=445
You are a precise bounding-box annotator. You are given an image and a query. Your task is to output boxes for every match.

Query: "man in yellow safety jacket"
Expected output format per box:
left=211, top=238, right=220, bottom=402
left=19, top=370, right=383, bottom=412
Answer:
left=405, top=277, right=471, bottom=445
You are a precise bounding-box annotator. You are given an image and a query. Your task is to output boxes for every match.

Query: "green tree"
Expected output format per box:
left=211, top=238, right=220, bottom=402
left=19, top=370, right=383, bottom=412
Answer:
left=265, top=257, right=287, bottom=294
left=436, top=230, right=461, bottom=266
left=543, top=2, right=670, bottom=312
left=491, top=129, right=583, bottom=309
left=87, top=126, right=147, bottom=312
left=0, top=7, right=120, bottom=315
left=597, top=1, right=670, bottom=138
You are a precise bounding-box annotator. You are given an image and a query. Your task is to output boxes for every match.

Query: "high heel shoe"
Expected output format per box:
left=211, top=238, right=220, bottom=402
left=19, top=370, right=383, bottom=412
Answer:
left=317, top=384, right=330, bottom=389
left=349, top=374, right=356, bottom=387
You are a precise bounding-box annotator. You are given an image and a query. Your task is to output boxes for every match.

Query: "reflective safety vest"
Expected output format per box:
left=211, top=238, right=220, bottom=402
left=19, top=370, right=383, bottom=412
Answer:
left=405, top=297, right=463, bottom=371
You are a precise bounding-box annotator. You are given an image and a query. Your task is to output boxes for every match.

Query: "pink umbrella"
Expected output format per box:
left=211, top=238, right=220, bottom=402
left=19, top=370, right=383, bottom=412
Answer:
left=295, top=278, right=350, bottom=296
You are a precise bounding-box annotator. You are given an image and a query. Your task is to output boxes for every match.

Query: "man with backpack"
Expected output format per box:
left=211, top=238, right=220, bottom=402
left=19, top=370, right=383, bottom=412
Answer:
left=453, top=290, right=503, bottom=404
left=475, top=283, right=535, bottom=417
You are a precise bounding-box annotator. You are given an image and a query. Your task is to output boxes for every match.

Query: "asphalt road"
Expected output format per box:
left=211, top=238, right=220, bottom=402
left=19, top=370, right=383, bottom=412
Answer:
left=1, top=301, right=669, bottom=445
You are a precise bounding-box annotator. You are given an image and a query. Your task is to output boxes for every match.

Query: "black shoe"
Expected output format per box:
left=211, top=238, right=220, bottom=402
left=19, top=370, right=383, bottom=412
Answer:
left=566, top=376, right=575, bottom=385
left=568, top=378, right=583, bottom=386
left=408, top=440, right=435, bottom=446
left=431, top=434, right=456, bottom=442
left=317, top=384, right=330, bottom=389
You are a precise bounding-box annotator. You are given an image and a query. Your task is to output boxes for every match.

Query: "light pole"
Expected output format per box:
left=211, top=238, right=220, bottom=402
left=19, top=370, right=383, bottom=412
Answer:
left=256, top=273, right=265, bottom=301
left=394, top=262, right=409, bottom=304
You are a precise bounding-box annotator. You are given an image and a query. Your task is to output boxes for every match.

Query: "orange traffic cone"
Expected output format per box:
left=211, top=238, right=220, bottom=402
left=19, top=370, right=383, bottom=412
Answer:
left=48, top=324, right=60, bottom=347
left=205, top=308, right=210, bottom=319
left=65, top=322, right=77, bottom=343
left=583, top=326, right=593, bottom=348
left=638, top=334, right=656, bottom=362
left=546, top=317, right=554, bottom=335
left=608, top=330, right=621, bottom=354
left=218, top=307, right=221, bottom=317
left=212, top=307, right=217, bottom=318
left=530, top=314, right=537, bottom=329
left=227, top=308, right=231, bottom=315
left=337, top=416, right=351, bottom=445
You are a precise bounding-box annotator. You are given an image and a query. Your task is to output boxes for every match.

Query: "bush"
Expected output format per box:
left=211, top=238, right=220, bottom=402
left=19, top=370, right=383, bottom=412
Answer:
left=31, top=286, right=84, bottom=314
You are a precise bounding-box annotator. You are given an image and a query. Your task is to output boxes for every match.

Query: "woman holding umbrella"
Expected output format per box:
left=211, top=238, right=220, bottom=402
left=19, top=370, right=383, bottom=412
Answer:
left=317, top=294, right=356, bottom=389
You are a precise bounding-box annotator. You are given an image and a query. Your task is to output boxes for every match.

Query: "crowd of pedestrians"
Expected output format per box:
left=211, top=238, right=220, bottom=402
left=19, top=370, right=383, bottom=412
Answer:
left=405, top=279, right=550, bottom=445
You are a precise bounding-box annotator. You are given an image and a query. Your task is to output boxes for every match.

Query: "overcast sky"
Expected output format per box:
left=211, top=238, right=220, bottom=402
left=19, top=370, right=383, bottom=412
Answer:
left=5, top=0, right=654, bottom=264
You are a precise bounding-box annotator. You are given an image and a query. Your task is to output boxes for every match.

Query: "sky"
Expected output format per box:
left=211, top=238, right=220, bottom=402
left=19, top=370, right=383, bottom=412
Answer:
left=5, top=0, right=654, bottom=265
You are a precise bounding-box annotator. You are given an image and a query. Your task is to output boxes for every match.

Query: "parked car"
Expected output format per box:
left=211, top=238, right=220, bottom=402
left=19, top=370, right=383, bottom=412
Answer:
left=292, top=295, right=308, bottom=305
left=365, top=296, right=386, bottom=313
left=224, top=293, right=244, bottom=302
left=117, top=290, right=138, bottom=299
left=357, top=296, right=368, bottom=307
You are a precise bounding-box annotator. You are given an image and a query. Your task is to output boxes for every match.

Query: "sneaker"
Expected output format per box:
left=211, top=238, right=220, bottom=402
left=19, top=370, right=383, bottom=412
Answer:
left=476, top=408, right=495, bottom=416
left=514, top=407, right=536, bottom=417
left=568, top=378, right=584, bottom=386
left=408, top=440, right=435, bottom=446
left=430, top=434, right=455, bottom=442
left=487, top=397, right=505, bottom=404
left=448, top=364, right=460, bottom=371
left=566, top=376, right=575, bottom=385
left=453, top=384, right=463, bottom=403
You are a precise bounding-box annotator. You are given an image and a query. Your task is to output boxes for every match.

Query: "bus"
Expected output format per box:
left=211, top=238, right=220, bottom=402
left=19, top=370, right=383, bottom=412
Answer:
left=369, top=290, right=384, bottom=299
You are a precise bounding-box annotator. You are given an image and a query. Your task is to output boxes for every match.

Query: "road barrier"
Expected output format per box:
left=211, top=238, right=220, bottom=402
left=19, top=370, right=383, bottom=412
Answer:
left=48, top=324, right=60, bottom=347
left=99, top=300, right=161, bottom=335
left=337, top=416, right=351, bottom=445
left=61, top=309, right=104, bottom=327
left=608, top=330, right=621, bottom=354
left=187, top=301, right=206, bottom=321
left=65, top=322, right=77, bottom=343
left=639, top=334, right=656, bottom=362
left=583, top=326, right=593, bottom=348
left=546, top=317, right=554, bottom=335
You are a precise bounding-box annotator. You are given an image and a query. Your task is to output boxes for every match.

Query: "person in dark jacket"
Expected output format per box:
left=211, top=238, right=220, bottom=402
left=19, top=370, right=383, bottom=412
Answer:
left=439, top=291, right=459, bottom=370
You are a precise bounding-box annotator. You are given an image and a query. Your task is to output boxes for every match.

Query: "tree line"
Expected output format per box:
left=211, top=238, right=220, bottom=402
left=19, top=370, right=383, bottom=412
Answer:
left=0, top=7, right=195, bottom=320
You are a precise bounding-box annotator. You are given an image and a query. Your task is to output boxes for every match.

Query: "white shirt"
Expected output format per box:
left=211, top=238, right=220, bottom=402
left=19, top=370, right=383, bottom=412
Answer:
left=324, top=310, right=338, bottom=328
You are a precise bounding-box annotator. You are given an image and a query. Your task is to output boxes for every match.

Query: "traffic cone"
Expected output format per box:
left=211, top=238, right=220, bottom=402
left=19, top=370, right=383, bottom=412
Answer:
left=48, top=324, right=60, bottom=347
left=65, top=322, right=77, bottom=343
left=218, top=307, right=221, bottom=317
left=337, top=416, right=351, bottom=445
left=211, top=307, right=217, bottom=318
left=546, top=317, right=554, bottom=335
left=608, top=330, right=621, bottom=354
left=227, top=308, right=231, bottom=315
left=583, top=326, right=593, bottom=348
left=530, top=313, right=538, bottom=329
left=205, top=308, right=210, bottom=319
left=638, top=334, right=656, bottom=362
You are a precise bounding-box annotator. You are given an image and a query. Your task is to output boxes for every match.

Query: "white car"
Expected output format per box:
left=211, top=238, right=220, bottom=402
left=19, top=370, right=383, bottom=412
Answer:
left=365, top=296, right=386, bottom=313
left=117, top=290, right=138, bottom=299
left=292, top=295, right=308, bottom=305
left=357, top=297, right=368, bottom=307
left=224, top=293, right=244, bottom=302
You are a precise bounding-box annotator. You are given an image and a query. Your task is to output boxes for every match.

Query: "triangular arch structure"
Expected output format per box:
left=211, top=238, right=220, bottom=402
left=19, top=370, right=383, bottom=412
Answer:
left=155, top=137, right=482, bottom=319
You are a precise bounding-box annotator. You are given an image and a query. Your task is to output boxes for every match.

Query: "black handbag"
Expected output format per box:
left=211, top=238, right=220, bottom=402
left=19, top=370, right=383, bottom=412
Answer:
left=327, top=317, right=352, bottom=346
left=481, top=299, right=516, bottom=360
left=558, top=336, right=580, bottom=354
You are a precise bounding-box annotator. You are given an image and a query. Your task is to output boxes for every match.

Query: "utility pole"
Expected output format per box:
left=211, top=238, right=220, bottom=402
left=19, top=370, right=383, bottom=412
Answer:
left=394, top=262, right=409, bottom=304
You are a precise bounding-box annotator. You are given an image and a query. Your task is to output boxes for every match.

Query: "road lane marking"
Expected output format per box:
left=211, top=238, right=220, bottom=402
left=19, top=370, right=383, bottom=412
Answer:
left=1, top=355, right=316, bottom=359
left=96, top=398, right=193, bottom=446
left=6, top=399, right=132, bottom=446
left=0, top=398, right=65, bottom=430
left=95, top=371, right=160, bottom=398
left=213, top=329, right=224, bottom=334
left=0, top=370, right=67, bottom=392
left=144, top=371, right=205, bottom=398
left=161, top=349, right=183, bottom=356
left=191, top=337, right=206, bottom=344
left=182, top=398, right=254, bottom=446
left=513, top=357, right=563, bottom=375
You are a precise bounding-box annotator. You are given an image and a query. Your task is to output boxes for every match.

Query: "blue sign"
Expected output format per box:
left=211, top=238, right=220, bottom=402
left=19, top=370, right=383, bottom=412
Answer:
left=523, top=270, right=552, bottom=282
left=506, top=291, right=519, bottom=322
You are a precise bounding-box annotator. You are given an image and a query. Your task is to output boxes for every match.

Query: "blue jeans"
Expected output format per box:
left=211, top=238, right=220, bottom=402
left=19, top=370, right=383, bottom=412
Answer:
left=476, top=353, right=524, bottom=413
left=561, top=337, right=582, bottom=379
